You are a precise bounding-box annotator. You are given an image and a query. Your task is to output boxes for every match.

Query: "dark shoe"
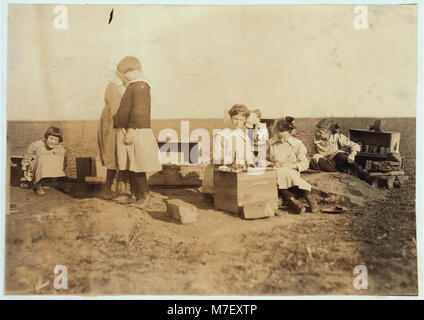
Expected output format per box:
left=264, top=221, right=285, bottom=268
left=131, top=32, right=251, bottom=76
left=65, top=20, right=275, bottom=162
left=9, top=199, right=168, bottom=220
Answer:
left=307, top=202, right=319, bottom=213
left=101, top=190, right=114, bottom=200
left=303, top=191, right=319, bottom=213
left=286, top=197, right=305, bottom=214
left=57, top=184, right=71, bottom=194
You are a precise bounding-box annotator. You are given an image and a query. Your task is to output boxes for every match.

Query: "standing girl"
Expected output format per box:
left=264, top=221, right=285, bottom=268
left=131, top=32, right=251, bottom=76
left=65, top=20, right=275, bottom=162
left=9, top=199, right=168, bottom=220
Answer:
left=113, top=56, right=162, bottom=204
left=98, top=62, right=130, bottom=200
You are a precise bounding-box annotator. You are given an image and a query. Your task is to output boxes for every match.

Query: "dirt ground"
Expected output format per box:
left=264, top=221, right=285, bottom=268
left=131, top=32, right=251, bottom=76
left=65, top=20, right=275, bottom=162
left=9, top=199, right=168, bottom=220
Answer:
left=4, top=172, right=417, bottom=296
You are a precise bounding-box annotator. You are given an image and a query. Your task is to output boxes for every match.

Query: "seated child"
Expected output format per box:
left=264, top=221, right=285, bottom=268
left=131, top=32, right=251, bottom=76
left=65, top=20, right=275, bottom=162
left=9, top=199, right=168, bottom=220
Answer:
left=201, top=104, right=255, bottom=196
left=267, top=117, right=318, bottom=214
left=21, top=126, right=68, bottom=195
left=311, top=119, right=362, bottom=174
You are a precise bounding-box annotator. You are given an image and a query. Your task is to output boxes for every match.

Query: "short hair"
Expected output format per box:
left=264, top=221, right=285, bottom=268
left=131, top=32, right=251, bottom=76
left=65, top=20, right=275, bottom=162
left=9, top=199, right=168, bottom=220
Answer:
left=117, top=56, right=142, bottom=74
left=44, top=126, right=63, bottom=143
left=228, top=104, right=250, bottom=119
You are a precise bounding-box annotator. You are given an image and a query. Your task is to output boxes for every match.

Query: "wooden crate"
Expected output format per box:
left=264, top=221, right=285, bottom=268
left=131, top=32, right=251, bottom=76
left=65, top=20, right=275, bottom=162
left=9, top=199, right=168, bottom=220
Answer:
left=10, top=156, right=24, bottom=186
left=76, top=157, right=92, bottom=181
left=156, top=141, right=199, bottom=164
left=349, top=129, right=401, bottom=155
left=213, top=169, right=278, bottom=214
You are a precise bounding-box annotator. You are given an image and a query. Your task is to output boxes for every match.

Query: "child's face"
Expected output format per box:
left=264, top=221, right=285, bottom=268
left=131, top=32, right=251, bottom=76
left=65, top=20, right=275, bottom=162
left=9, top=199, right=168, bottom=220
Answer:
left=46, top=135, right=60, bottom=149
left=277, top=130, right=291, bottom=141
left=230, top=114, right=247, bottom=130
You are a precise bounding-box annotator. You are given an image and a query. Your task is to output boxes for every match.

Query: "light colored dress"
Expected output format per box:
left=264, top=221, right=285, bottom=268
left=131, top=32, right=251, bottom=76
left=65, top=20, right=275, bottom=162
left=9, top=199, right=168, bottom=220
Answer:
left=21, top=140, right=66, bottom=184
left=116, top=127, right=162, bottom=173
left=115, top=79, right=162, bottom=173
left=98, top=81, right=125, bottom=170
left=200, top=128, right=254, bottom=194
left=268, top=136, right=311, bottom=191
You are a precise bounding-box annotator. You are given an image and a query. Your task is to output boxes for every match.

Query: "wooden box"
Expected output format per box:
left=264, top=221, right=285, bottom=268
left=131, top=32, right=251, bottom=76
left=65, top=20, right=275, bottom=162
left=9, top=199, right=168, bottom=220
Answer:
left=76, top=157, right=92, bottom=181
left=156, top=141, right=199, bottom=164
left=147, top=164, right=203, bottom=186
left=213, top=169, right=279, bottom=214
left=348, top=129, right=401, bottom=156
left=10, top=156, right=24, bottom=186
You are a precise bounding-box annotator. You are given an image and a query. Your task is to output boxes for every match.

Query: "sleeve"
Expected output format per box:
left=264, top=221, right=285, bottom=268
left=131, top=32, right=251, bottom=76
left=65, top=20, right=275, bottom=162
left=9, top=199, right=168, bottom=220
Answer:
left=212, top=131, right=226, bottom=165
left=63, top=146, right=68, bottom=171
left=294, top=142, right=310, bottom=172
left=266, top=142, right=276, bottom=163
left=21, top=141, right=38, bottom=169
left=338, top=134, right=361, bottom=153
left=242, top=133, right=256, bottom=165
left=128, top=82, right=151, bottom=128
left=105, top=83, right=123, bottom=116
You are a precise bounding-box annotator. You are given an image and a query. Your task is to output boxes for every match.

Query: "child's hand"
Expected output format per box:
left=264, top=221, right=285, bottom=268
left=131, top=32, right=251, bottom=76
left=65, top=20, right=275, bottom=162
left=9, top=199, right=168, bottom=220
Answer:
left=274, top=161, right=284, bottom=168
left=124, top=129, right=135, bottom=145
left=348, top=152, right=357, bottom=164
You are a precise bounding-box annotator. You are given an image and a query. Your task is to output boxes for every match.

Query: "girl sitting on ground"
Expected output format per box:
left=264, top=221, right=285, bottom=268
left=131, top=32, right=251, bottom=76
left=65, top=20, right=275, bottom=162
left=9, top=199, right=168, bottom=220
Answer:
left=311, top=119, right=362, bottom=175
left=21, top=126, right=68, bottom=195
left=267, top=117, right=318, bottom=214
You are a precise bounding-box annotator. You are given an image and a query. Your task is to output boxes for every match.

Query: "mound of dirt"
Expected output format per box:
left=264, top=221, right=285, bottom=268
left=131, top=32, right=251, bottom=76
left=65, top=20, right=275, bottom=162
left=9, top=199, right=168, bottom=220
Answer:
left=304, top=172, right=387, bottom=206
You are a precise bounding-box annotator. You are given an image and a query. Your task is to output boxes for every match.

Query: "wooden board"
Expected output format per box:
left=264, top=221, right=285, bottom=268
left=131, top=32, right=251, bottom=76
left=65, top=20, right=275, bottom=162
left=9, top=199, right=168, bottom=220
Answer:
left=368, top=170, right=405, bottom=177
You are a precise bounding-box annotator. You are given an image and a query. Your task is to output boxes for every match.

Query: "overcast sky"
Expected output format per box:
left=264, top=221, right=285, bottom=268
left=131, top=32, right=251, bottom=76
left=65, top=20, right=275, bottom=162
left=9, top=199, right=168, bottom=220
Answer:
left=6, top=4, right=418, bottom=120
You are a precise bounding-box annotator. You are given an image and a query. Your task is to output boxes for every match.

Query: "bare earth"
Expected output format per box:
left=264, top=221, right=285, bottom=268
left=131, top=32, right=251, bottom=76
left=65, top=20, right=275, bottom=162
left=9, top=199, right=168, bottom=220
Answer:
left=5, top=172, right=417, bottom=296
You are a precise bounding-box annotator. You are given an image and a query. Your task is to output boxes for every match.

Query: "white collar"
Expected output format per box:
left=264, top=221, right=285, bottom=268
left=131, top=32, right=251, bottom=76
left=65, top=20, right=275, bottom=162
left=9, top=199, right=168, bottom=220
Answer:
left=279, top=136, right=299, bottom=147
left=129, top=78, right=152, bottom=87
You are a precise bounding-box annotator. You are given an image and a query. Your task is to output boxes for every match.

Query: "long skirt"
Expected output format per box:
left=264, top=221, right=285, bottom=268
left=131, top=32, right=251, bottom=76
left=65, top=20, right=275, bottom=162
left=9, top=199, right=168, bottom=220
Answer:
left=275, top=167, right=311, bottom=191
left=116, top=128, right=162, bottom=173
left=29, top=154, right=66, bottom=184
left=98, top=107, right=117, bottom=170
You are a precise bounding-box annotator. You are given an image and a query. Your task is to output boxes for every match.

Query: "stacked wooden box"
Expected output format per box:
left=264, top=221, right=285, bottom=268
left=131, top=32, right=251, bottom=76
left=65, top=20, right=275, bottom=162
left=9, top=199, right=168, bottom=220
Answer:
left=348, top=129, right=407, bottom=189
left=213, top=169, right=279, bottom=217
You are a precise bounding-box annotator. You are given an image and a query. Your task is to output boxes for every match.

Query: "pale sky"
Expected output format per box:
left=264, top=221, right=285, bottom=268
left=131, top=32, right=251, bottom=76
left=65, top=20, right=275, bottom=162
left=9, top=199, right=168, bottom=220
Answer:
left=6, top=4, right=418, bottom=120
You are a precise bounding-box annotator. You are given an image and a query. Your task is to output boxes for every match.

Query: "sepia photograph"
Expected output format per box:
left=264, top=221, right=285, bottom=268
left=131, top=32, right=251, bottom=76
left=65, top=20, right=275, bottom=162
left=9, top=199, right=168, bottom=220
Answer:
left=1, top=1, right=422, bottom=298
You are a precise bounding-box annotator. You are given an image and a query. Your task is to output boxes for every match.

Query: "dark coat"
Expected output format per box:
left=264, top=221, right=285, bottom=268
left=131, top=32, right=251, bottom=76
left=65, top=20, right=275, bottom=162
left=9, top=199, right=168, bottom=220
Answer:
left=113, top=80, right=151, bottom=129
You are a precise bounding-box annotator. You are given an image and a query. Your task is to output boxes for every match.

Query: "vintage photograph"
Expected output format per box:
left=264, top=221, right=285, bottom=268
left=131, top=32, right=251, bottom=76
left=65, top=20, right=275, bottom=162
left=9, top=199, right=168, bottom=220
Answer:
left=3, top=3, right=419, bottom=296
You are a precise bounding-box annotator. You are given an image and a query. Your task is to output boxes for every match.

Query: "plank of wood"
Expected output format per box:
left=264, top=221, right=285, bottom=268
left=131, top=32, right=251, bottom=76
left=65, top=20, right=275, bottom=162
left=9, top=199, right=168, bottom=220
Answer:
left=243, top=201, right=275, bottom=219
left=85, top=176, right=106, bottom=183
left=368, top=170, right=405, bottom=177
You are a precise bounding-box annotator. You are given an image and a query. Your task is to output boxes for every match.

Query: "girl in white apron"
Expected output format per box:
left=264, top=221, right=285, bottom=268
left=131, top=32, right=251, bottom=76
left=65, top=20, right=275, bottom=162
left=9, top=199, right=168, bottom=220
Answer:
left=113, top=56, right=162, bottom=203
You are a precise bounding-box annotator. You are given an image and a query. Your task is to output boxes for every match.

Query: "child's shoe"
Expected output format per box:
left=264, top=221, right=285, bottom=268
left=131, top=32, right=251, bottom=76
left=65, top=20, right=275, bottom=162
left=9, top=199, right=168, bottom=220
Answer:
left=35, top=184, right=45, bottom=195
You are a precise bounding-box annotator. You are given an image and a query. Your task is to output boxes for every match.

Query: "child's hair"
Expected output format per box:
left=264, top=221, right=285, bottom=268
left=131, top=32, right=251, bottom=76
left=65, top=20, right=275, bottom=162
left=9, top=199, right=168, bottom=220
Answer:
left=250, top=109, right=262, bottom=119
left=276, top=116, right=296, bottom=132
left=44, top=126, right=63, bottom=142
left=228, top=104, right=250, bottom=118
left=117, top=56, right=142, bottom=74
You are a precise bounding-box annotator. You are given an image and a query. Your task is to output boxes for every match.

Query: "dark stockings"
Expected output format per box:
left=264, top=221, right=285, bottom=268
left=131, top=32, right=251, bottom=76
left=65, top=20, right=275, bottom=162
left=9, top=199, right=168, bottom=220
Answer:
left=130, top=172, right=149, bottom=200
left=105, top=169, right=117, bottom=193
left=279, top=187, right=318, bottom=213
